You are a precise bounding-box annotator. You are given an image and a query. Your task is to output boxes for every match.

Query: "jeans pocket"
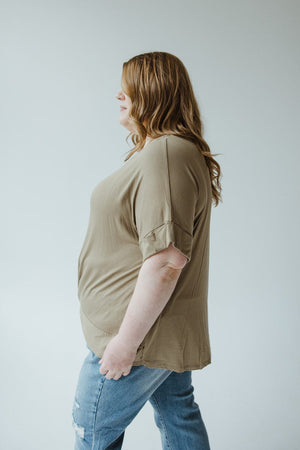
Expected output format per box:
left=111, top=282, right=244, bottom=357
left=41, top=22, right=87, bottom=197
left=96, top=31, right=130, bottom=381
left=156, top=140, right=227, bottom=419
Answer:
left=86, top=342, right=96, bottom=355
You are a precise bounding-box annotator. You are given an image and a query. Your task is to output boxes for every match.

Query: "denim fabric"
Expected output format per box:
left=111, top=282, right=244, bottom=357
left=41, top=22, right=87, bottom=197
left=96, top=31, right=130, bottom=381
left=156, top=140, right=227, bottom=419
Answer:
left=72, top=344, right=211, bottom=449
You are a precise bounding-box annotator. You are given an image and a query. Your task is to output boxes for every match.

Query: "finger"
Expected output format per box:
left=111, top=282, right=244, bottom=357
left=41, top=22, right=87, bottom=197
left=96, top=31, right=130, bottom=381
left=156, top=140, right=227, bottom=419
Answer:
left=106, top=370, right=122, bottom=380
left=122, top=367, right=132, bottom=376
left=99, top=366, right=108, bottom=376
left=105, top=372, right=114, bottom=380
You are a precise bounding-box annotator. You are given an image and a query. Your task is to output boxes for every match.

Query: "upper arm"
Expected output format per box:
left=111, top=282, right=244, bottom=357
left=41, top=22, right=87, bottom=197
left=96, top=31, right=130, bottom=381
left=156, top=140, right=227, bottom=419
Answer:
left=146, top=242, right=188, bottom=270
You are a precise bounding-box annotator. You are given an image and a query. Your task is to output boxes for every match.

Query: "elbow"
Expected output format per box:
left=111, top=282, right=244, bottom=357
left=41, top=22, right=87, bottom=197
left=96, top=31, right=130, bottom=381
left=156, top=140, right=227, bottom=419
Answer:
left=160, top=265, right=183, bottom=283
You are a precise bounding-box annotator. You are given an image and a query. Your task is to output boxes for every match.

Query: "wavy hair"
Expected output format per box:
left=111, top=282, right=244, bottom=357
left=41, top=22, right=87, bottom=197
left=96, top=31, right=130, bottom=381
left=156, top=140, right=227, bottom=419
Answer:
left=121, top=51, right=222, bottom=207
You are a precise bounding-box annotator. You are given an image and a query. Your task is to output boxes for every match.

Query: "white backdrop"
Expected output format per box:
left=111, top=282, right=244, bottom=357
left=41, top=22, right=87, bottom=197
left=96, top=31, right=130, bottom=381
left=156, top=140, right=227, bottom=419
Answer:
left=1, top=1, right=299, bottom=449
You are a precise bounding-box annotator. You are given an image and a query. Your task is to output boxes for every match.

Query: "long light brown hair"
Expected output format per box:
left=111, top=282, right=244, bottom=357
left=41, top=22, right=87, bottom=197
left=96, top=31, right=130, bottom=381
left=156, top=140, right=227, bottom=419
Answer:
left=121, top=51, right=222, bottom=207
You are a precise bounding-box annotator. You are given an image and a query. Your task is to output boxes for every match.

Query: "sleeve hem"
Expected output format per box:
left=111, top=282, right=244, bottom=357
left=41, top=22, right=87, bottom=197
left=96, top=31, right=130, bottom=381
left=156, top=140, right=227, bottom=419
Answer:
left=139, top=221, right=193, bottom=263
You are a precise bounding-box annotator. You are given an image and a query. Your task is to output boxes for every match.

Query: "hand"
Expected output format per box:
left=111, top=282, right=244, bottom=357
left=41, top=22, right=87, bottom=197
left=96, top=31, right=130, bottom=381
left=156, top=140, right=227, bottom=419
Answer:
left=98, top=333, right=139, bottom=380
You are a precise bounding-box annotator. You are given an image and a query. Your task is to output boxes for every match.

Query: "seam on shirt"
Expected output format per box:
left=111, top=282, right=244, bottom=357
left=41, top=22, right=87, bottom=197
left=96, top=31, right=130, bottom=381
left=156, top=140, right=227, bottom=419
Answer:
left=81, top=305, right=117, bottom=336
left=165, top=136, right=174, bottom=224
left=140, top=220, right=192, bottom=241
left=191, top=233, right=209, bottom=297
left=167, top=135, right=201, bottom=198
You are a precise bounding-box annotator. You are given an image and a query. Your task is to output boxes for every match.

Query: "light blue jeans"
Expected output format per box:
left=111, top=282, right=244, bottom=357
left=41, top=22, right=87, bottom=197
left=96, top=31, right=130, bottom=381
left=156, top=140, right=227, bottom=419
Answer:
left=72, top=344, right=211, bottom=449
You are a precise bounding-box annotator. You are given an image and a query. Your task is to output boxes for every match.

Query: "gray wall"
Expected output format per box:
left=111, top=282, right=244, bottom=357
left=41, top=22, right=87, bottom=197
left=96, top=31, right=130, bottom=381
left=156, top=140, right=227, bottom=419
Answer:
left=1, top=1, right=299, bottom=449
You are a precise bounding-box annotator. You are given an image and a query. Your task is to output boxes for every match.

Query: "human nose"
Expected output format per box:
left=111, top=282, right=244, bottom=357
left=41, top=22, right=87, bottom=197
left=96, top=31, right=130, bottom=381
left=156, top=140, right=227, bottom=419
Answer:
left=115, top=90, right=124, bottom=100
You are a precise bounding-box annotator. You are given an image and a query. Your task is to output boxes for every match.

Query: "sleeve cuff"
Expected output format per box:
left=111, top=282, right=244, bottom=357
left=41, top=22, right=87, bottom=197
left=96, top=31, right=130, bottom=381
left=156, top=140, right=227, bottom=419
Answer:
left=139, top=221, right=193, bottom=263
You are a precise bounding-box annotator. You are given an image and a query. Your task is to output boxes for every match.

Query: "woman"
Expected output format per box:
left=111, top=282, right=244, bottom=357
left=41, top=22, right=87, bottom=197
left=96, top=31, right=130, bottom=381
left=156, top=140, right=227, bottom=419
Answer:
left=72, top=51, right=222, bottom=450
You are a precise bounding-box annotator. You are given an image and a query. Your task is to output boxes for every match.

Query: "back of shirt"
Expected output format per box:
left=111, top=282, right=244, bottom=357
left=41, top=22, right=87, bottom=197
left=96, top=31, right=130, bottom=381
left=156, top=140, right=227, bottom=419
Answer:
left=77, top=134, right=212, bottom=372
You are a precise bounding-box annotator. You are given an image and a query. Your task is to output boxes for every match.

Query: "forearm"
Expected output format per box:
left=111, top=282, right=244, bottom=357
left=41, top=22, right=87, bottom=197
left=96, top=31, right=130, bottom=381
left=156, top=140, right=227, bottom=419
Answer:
left=117, top=259, right=182, bottom=349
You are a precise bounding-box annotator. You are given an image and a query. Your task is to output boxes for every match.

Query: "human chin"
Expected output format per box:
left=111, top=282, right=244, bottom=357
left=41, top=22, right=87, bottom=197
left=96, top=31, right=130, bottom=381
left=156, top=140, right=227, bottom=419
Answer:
left=119, top=115, right=130, bottom=128
left=119, top=109, right=129, bottom=121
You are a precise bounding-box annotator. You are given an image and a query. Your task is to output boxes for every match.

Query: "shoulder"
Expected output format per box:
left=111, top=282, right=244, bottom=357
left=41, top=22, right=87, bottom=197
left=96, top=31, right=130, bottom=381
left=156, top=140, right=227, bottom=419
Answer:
left=165, top=135, right=200, bottom=161
left=139, top=135, right=200, bottom=165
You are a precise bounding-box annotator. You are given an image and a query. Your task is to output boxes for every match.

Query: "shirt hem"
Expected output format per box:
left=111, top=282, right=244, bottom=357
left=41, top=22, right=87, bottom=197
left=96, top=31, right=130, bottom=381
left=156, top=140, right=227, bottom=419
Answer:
left=80, top=304, right=211, bottom=373
left=131, top=358, right=212, bottom=373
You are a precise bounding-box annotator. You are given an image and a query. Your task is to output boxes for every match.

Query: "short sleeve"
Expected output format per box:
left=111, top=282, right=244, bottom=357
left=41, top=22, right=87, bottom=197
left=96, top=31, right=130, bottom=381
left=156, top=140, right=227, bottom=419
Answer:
left=134, top=136, right=199, bottom=264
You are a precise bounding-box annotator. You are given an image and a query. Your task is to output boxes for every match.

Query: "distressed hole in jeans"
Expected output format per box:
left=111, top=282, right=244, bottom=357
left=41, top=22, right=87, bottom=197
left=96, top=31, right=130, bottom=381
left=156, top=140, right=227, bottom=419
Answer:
left=72, top=416, right=85, bottom=439
left=72, top=400, right=85, bottom=439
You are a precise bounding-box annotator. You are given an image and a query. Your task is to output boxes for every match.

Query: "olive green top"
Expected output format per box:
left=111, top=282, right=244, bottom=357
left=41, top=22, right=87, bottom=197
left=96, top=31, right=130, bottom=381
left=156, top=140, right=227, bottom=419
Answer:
left=77, top=134, right=212, bottom=372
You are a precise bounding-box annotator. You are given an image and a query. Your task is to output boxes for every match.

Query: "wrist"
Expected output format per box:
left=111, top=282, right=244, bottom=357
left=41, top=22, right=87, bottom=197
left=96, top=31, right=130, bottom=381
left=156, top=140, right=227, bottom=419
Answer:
left=116, top=331, right=141, bottom=352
